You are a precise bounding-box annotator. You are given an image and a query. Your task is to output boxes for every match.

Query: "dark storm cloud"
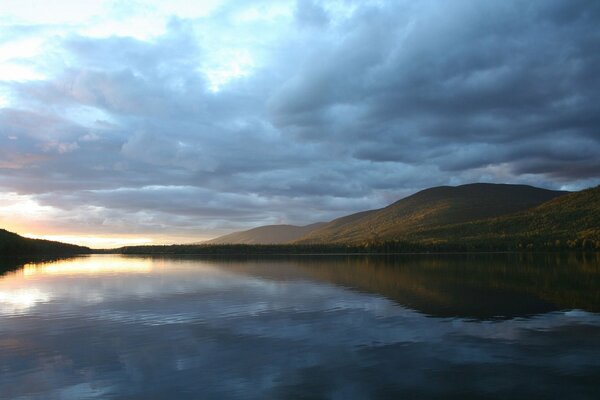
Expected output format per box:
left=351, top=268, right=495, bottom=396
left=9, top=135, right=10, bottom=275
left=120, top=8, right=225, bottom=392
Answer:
left=1, top=0, right=599, bottom=239
left=270, top=1, right=600, bottom=179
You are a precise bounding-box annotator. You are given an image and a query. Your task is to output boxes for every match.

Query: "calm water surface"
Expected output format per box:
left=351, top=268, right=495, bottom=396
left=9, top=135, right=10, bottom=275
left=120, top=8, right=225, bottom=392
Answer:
left=1, top=254, right=599, bottom=399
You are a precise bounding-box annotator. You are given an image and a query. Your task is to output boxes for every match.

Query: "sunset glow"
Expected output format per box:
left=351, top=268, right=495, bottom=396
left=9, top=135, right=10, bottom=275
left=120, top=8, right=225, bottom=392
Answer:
left=22, top=234, right=154, bottom=249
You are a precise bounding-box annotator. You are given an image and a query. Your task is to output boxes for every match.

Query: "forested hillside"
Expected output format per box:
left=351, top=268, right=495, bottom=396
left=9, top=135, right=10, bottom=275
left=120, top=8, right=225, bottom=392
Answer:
left=0, top=229, right=90, bottom=256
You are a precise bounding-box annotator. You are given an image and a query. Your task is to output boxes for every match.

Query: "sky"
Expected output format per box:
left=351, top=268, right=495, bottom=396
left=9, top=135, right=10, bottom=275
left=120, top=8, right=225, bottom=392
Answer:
left=0, top=0, right=599, bottom=248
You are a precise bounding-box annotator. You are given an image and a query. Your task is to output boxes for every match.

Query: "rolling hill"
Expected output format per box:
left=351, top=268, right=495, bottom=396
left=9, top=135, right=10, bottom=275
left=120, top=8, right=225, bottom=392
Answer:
left=118, top=183, right=598, bottom=254
left=204, top=222, right=326, bottom=244
left=295, top=183, right=567, bottom=244
left=0, top=229, right=91, bottom=256
left=414, top=185, right=600, bottom=249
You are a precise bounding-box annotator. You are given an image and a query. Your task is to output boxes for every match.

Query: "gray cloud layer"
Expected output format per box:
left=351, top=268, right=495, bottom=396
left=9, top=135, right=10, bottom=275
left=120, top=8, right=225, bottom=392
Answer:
left=1, top=0, right=599, bottom=240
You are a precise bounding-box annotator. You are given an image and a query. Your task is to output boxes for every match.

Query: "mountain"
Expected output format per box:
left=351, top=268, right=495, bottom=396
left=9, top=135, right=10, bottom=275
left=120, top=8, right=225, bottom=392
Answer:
left=118, top=182, right=597, bottom=254
left=295, top=183, right=567, bottom=244
left=415, top=185, right=600, bottom=248
left=0, top=229, right=91, bottom=256
left=204, top=222, right=326, bottom=244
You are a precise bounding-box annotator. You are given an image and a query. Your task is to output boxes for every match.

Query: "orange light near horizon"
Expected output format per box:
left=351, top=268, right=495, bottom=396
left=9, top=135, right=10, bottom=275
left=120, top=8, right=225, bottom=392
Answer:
left=21, top=233, right=154, bottom=249
left=21, top=257, right=153, bottom=277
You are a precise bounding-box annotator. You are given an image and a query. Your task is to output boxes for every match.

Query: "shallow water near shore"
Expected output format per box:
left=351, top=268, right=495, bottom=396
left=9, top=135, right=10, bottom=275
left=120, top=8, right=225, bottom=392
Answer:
left=1, top=253, right=599, bottom=399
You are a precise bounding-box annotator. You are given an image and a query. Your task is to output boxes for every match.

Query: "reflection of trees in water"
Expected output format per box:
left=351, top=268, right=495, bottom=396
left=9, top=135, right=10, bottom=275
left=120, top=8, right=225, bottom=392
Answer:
left=288, top=253, right=600, bottom=318
left=0, top=256, right=80, bottom=277
left=208, top=253, right=600, bottom=319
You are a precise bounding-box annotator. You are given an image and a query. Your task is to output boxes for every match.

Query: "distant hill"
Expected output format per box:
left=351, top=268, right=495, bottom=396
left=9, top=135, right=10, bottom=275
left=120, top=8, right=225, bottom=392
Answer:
left=116, top=183, right=598, bottom=254
left=415, top=185, right=600, bottom=249
left=0, top=229, right=90, bottom=256
left=296, top=183, right=567, bottom=244
left=204, top=222, right=326, bottom=244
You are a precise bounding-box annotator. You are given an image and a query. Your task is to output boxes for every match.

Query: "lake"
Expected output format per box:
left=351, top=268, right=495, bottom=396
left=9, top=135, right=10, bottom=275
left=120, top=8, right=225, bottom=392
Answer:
left=1, top=253, right=600, bottom=399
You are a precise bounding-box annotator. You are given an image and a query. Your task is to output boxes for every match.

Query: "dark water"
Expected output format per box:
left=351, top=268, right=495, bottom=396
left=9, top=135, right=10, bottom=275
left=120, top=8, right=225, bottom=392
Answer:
left=1, top=254, right=600, bottom=399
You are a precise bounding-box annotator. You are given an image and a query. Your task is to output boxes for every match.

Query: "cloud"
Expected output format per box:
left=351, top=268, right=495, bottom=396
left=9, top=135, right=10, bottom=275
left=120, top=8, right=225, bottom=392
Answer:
left=295, top=0, right=330, bottom=28
left=0, top=0, right=599, bottom=241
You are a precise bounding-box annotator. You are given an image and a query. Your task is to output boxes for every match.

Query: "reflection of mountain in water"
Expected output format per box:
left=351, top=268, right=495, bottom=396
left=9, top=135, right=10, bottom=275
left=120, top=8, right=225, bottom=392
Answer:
left=209, top=253, right=600, bottom=320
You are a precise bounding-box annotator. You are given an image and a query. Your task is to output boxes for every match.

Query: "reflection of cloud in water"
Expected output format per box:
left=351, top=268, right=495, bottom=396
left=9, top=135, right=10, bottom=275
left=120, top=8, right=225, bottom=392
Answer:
left=0, top=255, right=599, bottom=399
left=0, top=256, right=229, bottom=314
left=84, top=284, right=600, bottom=348
left=0, top=287, right=50, bottom=314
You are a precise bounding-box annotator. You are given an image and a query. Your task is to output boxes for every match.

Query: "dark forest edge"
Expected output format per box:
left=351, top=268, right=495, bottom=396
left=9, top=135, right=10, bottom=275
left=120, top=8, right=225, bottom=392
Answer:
left=0, top=229, right=91, bottom=257
left=109, top=239, right=600, bottom=255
